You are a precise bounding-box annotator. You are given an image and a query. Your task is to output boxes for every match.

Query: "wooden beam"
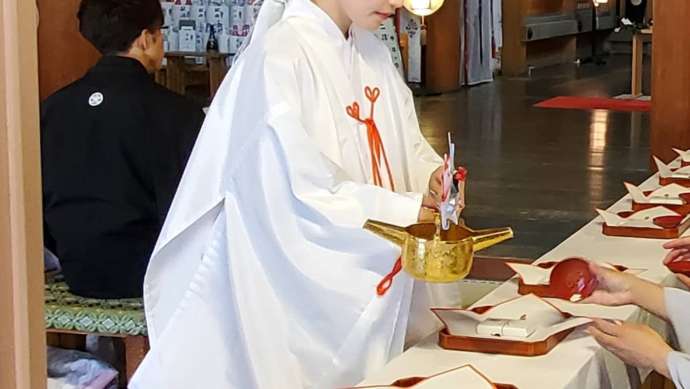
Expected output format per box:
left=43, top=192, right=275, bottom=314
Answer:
left=0, top=0, right=47, bottom=388
left=650, top=0, right=690, bottom=163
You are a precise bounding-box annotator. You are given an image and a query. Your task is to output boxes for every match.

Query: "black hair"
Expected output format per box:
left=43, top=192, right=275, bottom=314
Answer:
left=77, top=0, right=164, bottom=55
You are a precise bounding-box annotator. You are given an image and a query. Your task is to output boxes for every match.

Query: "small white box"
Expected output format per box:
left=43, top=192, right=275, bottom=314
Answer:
left=476, top=320, right=507, bottom=337
left=178, top=26, right=197, bottom=52
left=161, top=2, right=174, bottom=27
left=192, top=5, right=207, bottom=27
left=174, top=4, right=193, bottom=27
left=502, top=320, right=536, bottom=338
left=476, top=319, right=536, bottom=339
left=168, top=31, right=179, bottom=51
left=218, top=32, right=230, bottom=54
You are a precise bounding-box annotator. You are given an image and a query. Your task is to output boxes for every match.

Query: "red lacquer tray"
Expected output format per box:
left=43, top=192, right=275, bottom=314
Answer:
left=437, top=327, right=574, bottom=357
left=602, top=211, right=690, bottom=239
left=659, top=175, right=690, bottom=188
left=349, top=365, right=517, bottom=389
left=432, top=296, right=583, bottom=357
left=632, top=191, right=690, bottom=214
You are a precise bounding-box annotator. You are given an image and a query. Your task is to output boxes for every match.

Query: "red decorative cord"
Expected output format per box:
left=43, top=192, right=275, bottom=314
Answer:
left=346, top=86, right=401, bottom=297
left=346, top=87, right=396, bottom=191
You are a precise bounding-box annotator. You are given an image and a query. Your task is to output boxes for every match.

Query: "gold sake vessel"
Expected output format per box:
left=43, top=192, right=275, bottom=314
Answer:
left=363, top=216, right=513, bottom=283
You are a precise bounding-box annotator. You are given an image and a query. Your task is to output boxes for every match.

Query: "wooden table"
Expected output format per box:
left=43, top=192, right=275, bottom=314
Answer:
left=163, top=51, right=230, bottom=98
left=632, top=28, right=653, bottom=97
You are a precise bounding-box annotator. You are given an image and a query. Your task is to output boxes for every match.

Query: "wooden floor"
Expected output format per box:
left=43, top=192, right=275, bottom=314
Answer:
left=418, top=55, right=652, bottom=259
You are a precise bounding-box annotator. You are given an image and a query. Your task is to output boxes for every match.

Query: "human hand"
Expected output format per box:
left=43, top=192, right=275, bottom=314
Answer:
left=663, top=237, right=690, bottom=265
left=587, top=319, right=672, bottom=378
left=418, top=206, right=435, bottom=223
left=676, top=273, right=690, bottom=289
left=580, top=262, right=638, bottom=306
left=426, top=166, right=444, bottom=208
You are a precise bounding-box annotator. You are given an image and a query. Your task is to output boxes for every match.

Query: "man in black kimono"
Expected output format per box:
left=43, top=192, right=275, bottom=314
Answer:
left=41, top=0, right=205, bottom=298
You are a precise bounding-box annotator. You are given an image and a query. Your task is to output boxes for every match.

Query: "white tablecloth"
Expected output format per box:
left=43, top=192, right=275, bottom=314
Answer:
left=359, top=172, right=684, bottom=389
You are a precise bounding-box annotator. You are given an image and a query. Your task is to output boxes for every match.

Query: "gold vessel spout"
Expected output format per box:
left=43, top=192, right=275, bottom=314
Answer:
left=363, top=220, right=408, bottom=247
left=363, top=218, right=513, bottom=283
left=469, top=227, right=514, bottom=251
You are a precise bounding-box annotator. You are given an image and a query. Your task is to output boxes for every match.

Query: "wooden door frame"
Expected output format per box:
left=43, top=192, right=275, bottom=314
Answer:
left=0, top=0, right=47, bottom=387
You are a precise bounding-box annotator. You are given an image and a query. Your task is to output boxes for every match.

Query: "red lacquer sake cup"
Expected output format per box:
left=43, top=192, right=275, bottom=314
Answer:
left=667, top=261, right=690, bottom=277
left=547, top=258, right=598, bottom=300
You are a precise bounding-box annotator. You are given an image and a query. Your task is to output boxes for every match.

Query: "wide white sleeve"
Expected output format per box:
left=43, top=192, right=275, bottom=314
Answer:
left=263, top=50, right=422, bottom=228
left=665, top=288, right=690, bottom=389
left=665, top=288, right=690, bottom=352
left=668, top=352, right=690, bottom=389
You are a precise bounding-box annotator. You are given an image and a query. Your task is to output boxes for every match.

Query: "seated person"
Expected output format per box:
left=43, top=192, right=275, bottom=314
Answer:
left=41, top=0, right=205, bottom=298
left=583, top=238, right=690, bottom=389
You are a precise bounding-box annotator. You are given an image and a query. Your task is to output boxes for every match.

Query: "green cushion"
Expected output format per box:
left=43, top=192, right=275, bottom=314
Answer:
left=44, top=277, right=147, bottom=336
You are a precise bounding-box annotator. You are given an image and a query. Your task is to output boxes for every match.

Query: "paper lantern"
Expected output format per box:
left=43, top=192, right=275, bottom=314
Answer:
left=403, top=0, right=445, bottom=17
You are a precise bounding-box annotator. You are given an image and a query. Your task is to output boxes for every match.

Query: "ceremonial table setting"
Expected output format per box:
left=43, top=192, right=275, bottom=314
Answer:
left=357, top=148, right=690, bottom=389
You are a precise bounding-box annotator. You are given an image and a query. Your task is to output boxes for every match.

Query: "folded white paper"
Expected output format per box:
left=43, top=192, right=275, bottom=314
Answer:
left=432, top=294, right=592, bottom=342
left=596, top=206, right=684, bottom=229
left=626, top=182, right=690, bottom=205
left=507, top=261, right=645, bottom=286
left=674, top=148, right=690, bottom=163
left=655, top=157, right=690, bottom=179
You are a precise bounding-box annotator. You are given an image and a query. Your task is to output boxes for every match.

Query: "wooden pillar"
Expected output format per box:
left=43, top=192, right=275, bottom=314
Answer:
left=0, top=0, right=47, bottom=388
left=502, top=0, right=528, bottom=76
left=650, top=1, right=690, bottom=163
left=425, top=0, right=461, bottom=93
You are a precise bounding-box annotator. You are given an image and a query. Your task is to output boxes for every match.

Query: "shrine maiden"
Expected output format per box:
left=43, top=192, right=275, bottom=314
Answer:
left=130, top=0, right=462, bottom=388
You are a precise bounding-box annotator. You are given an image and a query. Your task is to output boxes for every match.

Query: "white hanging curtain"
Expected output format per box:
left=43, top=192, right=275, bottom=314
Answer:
left=491, top=0, right=502, bottom=73
left=463, top=0, right=494, bottom=85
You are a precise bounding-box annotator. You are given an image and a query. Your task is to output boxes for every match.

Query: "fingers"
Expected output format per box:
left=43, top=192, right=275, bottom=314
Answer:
left=587, top=323, right=620, bottom=349
left=591, top=318, right=623, bottom=336
left=677, top=274, right=690, bottom=288
left=589, top=262, right=618, bottom=285
left=663, top=237, right=690, bottom=250
left=580, top=290, right=611, bottom=305
left=664, top=248, right=690, bottom=265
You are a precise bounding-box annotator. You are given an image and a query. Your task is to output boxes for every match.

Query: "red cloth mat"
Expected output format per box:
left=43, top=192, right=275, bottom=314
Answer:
left=534, top=96, right=651, bottom=112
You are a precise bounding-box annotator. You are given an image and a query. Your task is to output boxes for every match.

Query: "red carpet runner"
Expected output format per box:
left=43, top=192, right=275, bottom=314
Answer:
left=534, top=96, right=651, bottom=112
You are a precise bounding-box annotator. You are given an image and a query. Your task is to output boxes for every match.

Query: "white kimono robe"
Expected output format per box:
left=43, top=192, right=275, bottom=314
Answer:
left=130, top=1, right=459, bottom=388
left=666, top=288, right=690, bottom=388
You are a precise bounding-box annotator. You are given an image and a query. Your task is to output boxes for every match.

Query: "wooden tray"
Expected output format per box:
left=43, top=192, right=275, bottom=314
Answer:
left=632, top=191, right=690, bottom=214
left=517, top=282, right=567, bottom=299
left=602, top=218, right=690, bottom=239
left=387, top=376, right=516, bottom=389
left=632, top=201, right=690, bottom=214
left=438, top=327, right=574, bottom=357
left=659, top=176, right=690, bottom=187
